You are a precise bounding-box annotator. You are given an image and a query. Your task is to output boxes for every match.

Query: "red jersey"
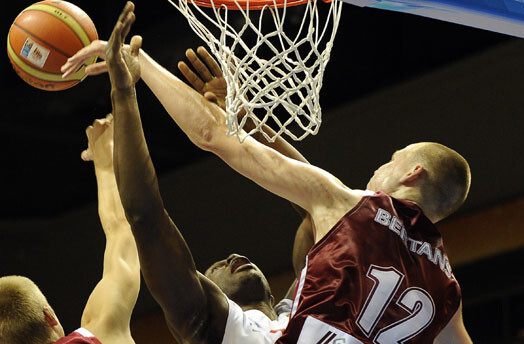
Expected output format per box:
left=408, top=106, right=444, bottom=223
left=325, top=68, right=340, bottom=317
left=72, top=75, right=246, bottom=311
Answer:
left=54, top=328, right=102, bottom=344
left=278, top=192, right=461, bottom=344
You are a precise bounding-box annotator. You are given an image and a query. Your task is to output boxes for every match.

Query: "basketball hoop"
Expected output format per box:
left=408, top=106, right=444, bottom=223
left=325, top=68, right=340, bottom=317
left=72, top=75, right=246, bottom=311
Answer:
left=169, top=0, right=343, bottom=142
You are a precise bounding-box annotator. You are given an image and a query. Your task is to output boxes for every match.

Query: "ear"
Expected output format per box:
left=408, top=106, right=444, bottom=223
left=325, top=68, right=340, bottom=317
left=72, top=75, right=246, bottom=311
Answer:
left=400, top=165, right=425, bottom=185
left=43, top=306, right=58, bottom=327
left=269, top=294, right=275, bottom=307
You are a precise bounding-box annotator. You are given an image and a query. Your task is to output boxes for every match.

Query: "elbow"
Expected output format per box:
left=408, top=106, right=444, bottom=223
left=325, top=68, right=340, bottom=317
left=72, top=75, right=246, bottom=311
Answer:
left=120, top=199, right=162, bottom=231
left=123, top=208, right=157, bottom=230
left=185, top=106, right=227, bottom=153
left=189, top=125, right=216, bottom=152
left=118, top=188, right=165, bottom=228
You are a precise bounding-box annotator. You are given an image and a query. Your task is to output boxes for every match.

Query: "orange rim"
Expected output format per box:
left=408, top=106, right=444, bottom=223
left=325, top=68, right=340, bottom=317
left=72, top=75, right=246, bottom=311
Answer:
left=190, top=0, right=332, bottom=10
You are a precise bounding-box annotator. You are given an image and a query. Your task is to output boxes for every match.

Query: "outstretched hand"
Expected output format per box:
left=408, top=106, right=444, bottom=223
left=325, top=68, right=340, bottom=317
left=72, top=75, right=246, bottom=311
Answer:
left=82, top=114, right=114, bottom=171
left=61, top=2, right=141, bottom=85
left=106, top=2, right=141, bottom=91
left=178, top=46, right=227, bottom=110
left=61, top=40, right=108, bottom=78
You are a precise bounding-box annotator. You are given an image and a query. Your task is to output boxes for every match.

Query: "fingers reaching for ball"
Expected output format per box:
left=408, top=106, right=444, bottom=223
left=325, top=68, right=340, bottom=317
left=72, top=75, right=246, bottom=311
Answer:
left=61, top=40, right=107, bottom=78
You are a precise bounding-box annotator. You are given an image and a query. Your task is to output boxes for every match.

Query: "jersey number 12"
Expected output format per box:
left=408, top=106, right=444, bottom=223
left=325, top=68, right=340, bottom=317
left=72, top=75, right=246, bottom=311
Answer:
left=356, top=265, right=435, bottom=343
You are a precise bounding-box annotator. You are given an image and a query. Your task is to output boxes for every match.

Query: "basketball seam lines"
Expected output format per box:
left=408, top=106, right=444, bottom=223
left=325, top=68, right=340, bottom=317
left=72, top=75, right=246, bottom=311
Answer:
left=13, top=22, right=71, bottom=59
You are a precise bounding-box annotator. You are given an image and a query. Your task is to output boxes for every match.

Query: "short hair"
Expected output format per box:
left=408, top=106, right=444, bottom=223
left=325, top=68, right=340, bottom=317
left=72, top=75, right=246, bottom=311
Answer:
left=409, top=142, right=471, bottom=219
left=0, top=276, right=53, bottom=344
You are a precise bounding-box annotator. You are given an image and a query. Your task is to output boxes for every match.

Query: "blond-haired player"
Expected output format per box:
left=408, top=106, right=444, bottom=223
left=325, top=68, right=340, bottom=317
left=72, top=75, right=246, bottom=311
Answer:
left=0, top=116, right=140, bottom=344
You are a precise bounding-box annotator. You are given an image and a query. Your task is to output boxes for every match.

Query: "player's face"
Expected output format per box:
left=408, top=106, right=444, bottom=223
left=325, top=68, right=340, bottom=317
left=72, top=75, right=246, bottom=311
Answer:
left=205, top=254, right=272, bottom=304
left=367, top=146, right=413, bottom=193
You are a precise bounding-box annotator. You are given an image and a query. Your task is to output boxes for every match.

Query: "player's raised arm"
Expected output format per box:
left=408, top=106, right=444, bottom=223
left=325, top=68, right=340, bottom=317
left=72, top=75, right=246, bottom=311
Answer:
left=106, top=3, right=229, bottom=342
left=141, top=45, right=361, bottom=242
left=61, top=6, right=361, bottom=243
left=79, top=115, right=139, bottom=344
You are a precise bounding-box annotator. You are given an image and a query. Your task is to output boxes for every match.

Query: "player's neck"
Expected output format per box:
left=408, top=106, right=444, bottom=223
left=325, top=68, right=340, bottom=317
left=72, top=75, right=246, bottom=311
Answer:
left=241, top=301, right=278, bottom=320
left=390, top=186, right=421, bottom=205
left=390, top=187, right=439, bottom=223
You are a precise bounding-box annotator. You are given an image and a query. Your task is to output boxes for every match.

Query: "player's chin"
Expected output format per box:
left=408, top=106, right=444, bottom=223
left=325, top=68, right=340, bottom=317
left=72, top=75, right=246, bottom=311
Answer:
left=238, top=268, right=268, bottom=284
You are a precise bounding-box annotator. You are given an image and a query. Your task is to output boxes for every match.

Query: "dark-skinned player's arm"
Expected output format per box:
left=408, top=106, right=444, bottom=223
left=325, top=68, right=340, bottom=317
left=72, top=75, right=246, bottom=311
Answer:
left=106, top=3, right=228, bottom=343
left=178, top=47, right=314, bottom=277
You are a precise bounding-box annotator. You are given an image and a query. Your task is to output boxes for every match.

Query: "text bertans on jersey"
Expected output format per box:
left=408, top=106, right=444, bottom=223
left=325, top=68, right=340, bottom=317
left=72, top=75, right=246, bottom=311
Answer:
left=374, top=208, right=453, bottom=279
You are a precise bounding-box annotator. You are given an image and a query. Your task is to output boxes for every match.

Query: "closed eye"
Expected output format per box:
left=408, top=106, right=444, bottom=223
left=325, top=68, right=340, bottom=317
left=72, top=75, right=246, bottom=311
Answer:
left=210, top=262, right=226, bottom=273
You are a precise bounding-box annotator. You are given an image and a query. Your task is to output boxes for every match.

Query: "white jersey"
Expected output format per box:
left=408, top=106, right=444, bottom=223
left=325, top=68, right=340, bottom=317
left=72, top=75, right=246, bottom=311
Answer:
left=222, top=298, right=291, bottom=344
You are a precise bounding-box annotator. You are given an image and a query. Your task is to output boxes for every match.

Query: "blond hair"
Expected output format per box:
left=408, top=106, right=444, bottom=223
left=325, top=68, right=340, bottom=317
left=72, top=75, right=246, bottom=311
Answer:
left=409, top=142, right=471, bottom=219
left=0, top=276, right=53, bottom=344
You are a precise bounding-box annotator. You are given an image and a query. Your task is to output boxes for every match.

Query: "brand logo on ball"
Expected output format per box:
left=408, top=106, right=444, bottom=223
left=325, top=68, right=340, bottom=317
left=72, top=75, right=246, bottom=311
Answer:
left=21, top=40, right=33, bottom=58
left=19, top=38, right=50, bottom=68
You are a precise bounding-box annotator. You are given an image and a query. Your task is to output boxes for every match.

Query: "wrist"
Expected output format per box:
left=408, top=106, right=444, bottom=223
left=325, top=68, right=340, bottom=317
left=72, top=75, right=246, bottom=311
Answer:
left=110, top=87, right=136, bottom=101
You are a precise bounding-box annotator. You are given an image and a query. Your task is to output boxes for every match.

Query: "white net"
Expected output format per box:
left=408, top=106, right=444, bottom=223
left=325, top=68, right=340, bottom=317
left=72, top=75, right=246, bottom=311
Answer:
left=169, top=0, right=343, bottom=142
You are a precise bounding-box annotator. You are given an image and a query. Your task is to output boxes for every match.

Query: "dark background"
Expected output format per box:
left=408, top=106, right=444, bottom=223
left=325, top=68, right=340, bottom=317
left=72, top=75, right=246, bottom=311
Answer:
left=1, top=1, right=523, bottom=343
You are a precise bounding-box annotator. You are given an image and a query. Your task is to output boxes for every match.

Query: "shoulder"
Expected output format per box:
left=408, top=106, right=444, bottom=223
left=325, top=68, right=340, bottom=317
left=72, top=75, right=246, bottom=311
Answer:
left=310, top=188, right=372, bottom=243
left=82, top=313, right=135, bottom=344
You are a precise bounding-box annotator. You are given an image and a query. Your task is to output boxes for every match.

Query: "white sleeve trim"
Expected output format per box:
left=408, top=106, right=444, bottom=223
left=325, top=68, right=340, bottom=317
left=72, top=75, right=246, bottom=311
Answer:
left=75, top=328, right=96, bottom=338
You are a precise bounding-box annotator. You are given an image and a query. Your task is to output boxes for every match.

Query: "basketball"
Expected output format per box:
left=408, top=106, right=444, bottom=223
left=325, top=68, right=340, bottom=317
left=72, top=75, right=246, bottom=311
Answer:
left=7, top=1, right=98, bottom=91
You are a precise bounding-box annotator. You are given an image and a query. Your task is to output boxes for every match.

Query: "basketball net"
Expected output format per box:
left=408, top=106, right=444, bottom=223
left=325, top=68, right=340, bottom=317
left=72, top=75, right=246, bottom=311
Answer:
left=169, top=0, right=343, bottom=142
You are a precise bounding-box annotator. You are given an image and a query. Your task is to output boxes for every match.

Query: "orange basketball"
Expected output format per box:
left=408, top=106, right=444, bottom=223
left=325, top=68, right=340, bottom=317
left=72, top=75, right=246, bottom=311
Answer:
left=7, top=1, right=98, bottom=91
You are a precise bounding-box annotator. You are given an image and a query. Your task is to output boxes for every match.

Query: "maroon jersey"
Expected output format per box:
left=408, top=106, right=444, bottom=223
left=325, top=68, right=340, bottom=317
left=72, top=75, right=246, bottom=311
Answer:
left=54, top=328, right=102, bottom=344
left=278, top=192, right=461, bottom=344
